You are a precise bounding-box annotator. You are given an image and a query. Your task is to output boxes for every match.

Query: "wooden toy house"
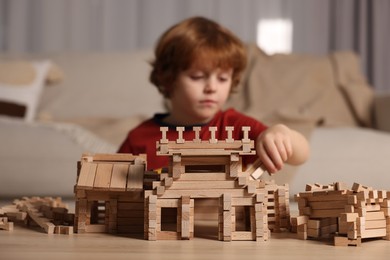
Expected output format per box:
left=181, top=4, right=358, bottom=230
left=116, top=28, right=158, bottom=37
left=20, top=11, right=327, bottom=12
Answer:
left=73, top=126, right=290, bottom=241
left=74, top=154, right=149, bottom=234
left=144, top=126, right=290, bottom=241
left=292, top=182, right=390, bottom=246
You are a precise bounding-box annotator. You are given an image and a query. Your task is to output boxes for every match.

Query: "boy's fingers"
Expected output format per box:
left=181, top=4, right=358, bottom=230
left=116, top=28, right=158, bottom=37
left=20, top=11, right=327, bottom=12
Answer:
left=260, top=142, right=284, bottom=173
left=275, top=139, right=288, bottom=162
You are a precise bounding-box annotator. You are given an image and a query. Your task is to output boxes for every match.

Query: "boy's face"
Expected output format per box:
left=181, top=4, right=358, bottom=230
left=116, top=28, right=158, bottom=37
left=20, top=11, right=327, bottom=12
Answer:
left=168, top=67, right=232, bottom=125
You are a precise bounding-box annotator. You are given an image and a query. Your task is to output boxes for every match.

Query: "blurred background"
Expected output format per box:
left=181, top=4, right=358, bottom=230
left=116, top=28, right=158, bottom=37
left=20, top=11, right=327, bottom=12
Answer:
left=0, top=0, right=389, bottom=93
left=1, top=0, right=390, bottom=198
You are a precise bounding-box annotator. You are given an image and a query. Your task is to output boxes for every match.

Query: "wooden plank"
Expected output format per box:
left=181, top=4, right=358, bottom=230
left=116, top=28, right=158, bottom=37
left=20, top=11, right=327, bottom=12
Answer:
left=77, top=162, right=97, bottom=189
left=85, top=224, right=106, bottom=233
left=361, top=228, right=387, bottom=238
left=127, top=164, right=145, bottom=191
left=156, top=189, right=247, bottom=199
left=304, top=194, right=349, bottom=202
left=180, top=156, right=230, bottom=165
left=365, top=219, right=387, bottom=229
left=178, top=172, right=229, bottom=181
left=109, top=163, right=130, bottom=191
left=154, top=180, right=237, bottom=190
left=309, top=200, right=347, bottom=210
left=117, top=202, right=144, bottom=210
left=232, top=231, right=254, bottom=241
left=232, top=197, right=255, bottom=206
left=365, top=211, right=385, bottom=220
left=90, top=153, right=145, bottom=162
left=94, top=163, right=113, bottom=190
left=163, top=140, right=251, bottom=150
left=161, top=149, right=255, bottom=156
left=310, top=208, right=346, bottom=218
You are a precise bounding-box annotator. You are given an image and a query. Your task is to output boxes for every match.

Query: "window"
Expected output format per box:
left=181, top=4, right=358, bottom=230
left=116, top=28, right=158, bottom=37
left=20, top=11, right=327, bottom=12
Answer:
left=257, top=19, right=293, bottom=55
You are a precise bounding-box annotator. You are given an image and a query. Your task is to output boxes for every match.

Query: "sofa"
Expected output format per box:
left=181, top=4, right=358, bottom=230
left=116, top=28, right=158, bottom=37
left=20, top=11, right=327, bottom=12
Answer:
left=1, top=45, right=389, bottom=198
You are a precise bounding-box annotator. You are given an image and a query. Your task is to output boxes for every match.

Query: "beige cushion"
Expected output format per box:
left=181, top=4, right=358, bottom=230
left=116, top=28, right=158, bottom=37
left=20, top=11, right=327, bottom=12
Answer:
left=36, top=50, right=165, bottom=120
left=227, top=45, right=374, bottom=128
left=0, top=60, right=51, bottom=122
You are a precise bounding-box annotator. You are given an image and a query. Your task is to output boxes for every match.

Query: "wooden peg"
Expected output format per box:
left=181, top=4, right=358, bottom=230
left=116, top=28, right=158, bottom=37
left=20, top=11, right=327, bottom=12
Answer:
left=176, top=127, right=185, bottom=143
left=241, top=126, right=251, bottom=143
left=209, top=126, right=218, bottom=143
left=160, top=127, right=169, bottom=144
left=193, top=127, right=201, bottom=143
left=225, top=126, right=234, bottom=143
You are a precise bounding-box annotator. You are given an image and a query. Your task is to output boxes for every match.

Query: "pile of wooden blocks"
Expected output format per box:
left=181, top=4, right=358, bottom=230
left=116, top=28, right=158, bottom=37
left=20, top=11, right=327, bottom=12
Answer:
left=292, top=182, right=390, bottom=246
left=0, top=196, right=74, bottom=234
left=0, top=216, right=13, bottom=231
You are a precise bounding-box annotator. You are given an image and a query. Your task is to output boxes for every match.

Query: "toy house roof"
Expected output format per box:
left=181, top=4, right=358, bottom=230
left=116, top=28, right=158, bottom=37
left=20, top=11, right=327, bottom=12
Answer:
left=75, top=154, right=146, bottom=192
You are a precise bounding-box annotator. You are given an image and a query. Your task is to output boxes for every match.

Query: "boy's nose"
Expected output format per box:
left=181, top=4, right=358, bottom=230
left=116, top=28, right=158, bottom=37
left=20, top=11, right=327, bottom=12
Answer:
left=204, top=78, right=217, bottom=93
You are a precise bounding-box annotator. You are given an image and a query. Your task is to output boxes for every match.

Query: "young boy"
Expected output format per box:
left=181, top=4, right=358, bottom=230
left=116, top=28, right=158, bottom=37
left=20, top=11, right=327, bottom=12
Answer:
left=118, top=16, right=309, bottom=174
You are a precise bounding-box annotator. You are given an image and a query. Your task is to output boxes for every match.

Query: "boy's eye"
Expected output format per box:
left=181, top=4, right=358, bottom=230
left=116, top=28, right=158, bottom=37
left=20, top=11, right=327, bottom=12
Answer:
left=189, top=74, right=205, bottom=80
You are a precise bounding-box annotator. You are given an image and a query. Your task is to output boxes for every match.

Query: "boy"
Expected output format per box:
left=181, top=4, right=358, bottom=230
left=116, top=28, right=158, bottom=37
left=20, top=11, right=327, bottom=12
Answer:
left=118, top=16, right=309, bottom=174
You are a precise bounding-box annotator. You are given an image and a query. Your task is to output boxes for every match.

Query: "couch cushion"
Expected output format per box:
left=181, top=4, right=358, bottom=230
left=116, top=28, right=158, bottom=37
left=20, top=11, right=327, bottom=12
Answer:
left=36, top=50, right=165, bottom=120
left=227, top=44, right=374, bottom=128
left=0, top=60, right=51, bottom=122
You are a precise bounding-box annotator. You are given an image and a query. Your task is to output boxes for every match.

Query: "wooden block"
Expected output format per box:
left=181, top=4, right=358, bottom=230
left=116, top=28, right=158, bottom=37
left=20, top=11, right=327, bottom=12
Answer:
left=127, top=164, right=144, bottom=190
left=365, top=219, right=387, bottom=229
left=176, top=127, right=185, bottom=143
left=159, top=127, right=169, bottom=143
left=297, top=224, right=307, bottom=233
left=307, top=220, right=320, bottom=229
left=208, top=126, right=218, bottom=143
left=231, top=231, right=254, bottom=241
left=229, top=160, right=240, bottom=177
left=381, top=208, right=390, bottom=217
left=361, top=228, right=387, bottom=238
left=290, top=216, right=308, bottom=226
left=352, top=183, right=365, bottom=192
left=225, top=126, right=234, bottom=143
left=93, top=163, right=113, bottom=190
left=310, top=200, right=347, bottom=210
left=241, top=126, right=251, bottom=143
left=366, top=211, right=385, bottom=220
left=223, top=194, right=232, bottom=211
left=381, top=199, right=390, bottom=208
left=77, top=162, right=98, bottom=189
left=192, top=126, right=201, bottom=143
left=334, top=236, right=361, bottom=247
left=109, top=163, right=129, bottom=191
left=307, top=228, right=320, bottom=238
left=297, top=231, right=307, bottom=240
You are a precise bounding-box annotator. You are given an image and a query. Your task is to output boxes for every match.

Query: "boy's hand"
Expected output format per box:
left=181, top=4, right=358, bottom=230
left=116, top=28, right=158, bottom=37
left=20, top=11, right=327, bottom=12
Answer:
left=256, top=124, right=294, bottom=174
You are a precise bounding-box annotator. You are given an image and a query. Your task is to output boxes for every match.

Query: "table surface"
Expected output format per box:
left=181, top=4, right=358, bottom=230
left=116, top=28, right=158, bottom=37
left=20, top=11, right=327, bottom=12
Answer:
left=1, top=200, right=390, bottom=260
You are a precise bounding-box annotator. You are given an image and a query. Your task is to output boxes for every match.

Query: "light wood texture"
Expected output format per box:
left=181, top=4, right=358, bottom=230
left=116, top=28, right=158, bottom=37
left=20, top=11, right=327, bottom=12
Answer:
left=2, top=201, right=390, bottom=259
left=1, top=218, right=389, bottom=260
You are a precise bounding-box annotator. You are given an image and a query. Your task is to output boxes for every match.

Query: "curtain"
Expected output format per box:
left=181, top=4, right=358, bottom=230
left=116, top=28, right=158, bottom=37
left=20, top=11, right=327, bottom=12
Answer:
left=0, top=0, right=388, bottom=92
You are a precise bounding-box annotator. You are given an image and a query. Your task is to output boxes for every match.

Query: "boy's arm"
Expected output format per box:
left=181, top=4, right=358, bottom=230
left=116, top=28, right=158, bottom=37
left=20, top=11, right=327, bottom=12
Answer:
left=255, top=124, right=310, bottom=174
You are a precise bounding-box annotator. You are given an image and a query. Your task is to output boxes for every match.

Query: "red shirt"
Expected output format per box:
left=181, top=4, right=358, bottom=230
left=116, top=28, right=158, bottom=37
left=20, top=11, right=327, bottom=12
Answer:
left=118, top=108, right=267, bottom=170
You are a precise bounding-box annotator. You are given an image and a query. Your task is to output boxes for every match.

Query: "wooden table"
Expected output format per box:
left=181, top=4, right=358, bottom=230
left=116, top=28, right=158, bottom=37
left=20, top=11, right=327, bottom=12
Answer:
left=1, top=200, right=390, bottom=259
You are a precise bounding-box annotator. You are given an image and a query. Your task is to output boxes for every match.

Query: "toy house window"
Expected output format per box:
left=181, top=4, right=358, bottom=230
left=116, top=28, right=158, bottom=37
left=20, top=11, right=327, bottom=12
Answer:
left=160, top=207, right=177, bottom=232
left=235, top=206, right=251, bottom=232
left=90, top=200, right=106, bottom=225
left=185, top=165, right=225, bottom=173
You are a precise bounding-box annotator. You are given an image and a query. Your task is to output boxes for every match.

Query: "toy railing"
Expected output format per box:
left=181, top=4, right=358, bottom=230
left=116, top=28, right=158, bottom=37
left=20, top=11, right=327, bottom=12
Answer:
left=157, top=126, right=256, bottom=156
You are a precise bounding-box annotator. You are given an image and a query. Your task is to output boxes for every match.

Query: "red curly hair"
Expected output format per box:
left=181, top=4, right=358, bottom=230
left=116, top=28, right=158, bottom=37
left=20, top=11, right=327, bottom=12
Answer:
left=150, top=16, right=247, bottom=98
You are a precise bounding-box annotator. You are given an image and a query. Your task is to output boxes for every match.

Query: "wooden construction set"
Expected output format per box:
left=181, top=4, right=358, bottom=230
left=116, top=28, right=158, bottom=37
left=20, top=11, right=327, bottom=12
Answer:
left=2, top=125, right=389, bottom=247
left=291, top=182, right=390, bottom=246
left=0, top=196, right=74, bottom=234
left=73, top=126, right=290, bottom=241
